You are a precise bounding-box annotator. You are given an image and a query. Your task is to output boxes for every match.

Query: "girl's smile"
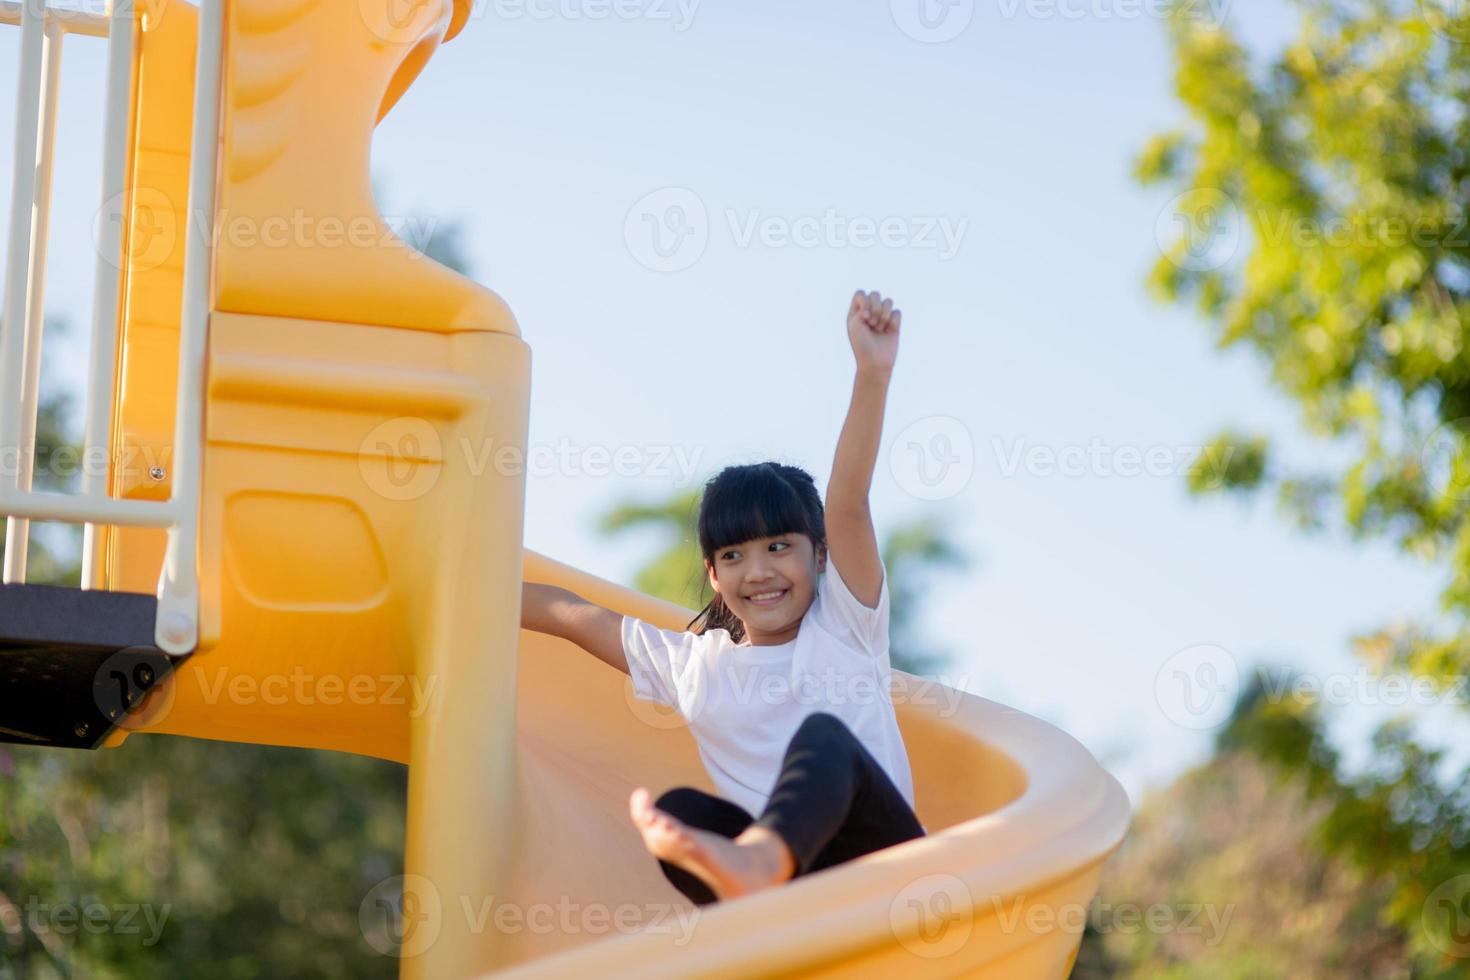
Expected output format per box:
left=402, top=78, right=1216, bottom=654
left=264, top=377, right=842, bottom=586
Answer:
left=708, top=533, right=827, bottom=645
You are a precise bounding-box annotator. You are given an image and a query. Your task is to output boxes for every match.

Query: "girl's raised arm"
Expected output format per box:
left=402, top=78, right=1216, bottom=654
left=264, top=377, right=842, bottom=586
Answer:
left=825, top=290, right=901, bottom=610
left=521, top=582, right=629, bottom=674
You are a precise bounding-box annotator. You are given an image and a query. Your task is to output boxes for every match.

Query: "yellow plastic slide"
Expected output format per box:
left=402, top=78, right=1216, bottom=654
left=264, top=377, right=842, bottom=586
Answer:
left=88, top=0, right=1130, bottom=975
left=501, top=552, right=1131, bottom=977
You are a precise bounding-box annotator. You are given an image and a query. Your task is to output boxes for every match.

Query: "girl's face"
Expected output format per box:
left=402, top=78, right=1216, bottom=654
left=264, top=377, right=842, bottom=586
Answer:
left=706, top=532, right=826, bottom=646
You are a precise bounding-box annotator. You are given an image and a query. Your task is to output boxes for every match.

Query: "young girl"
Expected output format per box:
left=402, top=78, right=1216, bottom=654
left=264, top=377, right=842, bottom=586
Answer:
left=520, top=290, right=924, bottom=905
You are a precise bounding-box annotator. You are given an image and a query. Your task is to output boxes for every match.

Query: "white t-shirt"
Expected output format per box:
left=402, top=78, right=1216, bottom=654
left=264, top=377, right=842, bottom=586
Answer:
left=621, top=557, right=917, bottom=819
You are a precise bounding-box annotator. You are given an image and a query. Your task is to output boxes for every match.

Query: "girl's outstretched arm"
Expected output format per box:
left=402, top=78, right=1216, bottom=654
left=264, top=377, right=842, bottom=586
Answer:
left=522, top=582, right=629, bottom=674
left=825, top=290, right=901, bottom=610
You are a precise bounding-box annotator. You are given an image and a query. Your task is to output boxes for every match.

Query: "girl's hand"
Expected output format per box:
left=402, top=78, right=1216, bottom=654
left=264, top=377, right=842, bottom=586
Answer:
left=847, top=290, right=901, bottom=374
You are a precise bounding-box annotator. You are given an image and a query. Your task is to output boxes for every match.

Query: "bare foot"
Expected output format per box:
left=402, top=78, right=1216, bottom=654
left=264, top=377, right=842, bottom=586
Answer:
left=629, top=787, right=796, bottom=901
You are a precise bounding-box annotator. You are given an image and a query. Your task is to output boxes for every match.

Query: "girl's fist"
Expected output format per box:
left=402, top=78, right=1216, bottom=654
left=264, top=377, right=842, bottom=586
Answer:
left=847, top=289, right=901, bottom=372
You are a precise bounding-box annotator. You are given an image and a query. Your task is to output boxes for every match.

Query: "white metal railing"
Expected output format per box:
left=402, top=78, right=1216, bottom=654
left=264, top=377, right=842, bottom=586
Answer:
left=0, top=0, right=223, bottom=656
left=0, top=0, right=109, bottom=36
left=1, top=1, right=61, bottom=588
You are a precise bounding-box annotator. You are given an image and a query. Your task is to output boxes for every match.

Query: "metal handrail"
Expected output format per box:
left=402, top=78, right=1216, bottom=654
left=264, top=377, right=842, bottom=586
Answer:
left=0, top=0, right=221, bottom=655
left=1, top=10, right=61, bottom=584
left=0, top=0, right=110, bottom=37
left=79, top=0, right=137, bottom=589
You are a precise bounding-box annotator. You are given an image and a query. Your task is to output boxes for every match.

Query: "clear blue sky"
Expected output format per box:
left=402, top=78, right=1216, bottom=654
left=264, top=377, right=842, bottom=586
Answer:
left=1, top=0, right=1458, bottom=801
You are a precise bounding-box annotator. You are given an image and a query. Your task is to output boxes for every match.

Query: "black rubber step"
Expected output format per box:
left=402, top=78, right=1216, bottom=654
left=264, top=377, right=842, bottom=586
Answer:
left=0, top=583, right=187, bottom=749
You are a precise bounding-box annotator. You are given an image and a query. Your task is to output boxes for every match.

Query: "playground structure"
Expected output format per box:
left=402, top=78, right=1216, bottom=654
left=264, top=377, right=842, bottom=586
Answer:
left=0, top=1, right=1130, bottom=977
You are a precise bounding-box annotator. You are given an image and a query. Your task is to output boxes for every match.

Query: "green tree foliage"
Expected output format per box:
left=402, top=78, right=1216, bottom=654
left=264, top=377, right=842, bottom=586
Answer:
left=1, top=740, right=406, bottom=979
left=598, top=489, right=969, bottom=675
left=1137, top=1, right=1470, bottom=973
left=597, top=488, right=706, bottom=607
left=1074, top=739, right=1410, bottom=979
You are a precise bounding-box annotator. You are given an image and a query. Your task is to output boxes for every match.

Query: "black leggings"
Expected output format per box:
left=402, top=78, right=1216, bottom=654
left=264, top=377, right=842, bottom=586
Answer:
left=653, top=711, right=926, bottom=906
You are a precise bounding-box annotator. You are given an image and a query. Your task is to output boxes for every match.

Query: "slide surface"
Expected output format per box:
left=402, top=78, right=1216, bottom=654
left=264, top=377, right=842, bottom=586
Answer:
left=490, top=552, right=1131, bottom=977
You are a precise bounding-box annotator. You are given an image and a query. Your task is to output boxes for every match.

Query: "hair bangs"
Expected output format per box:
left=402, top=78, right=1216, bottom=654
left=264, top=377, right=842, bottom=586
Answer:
left=699, top=465, right=813, bottom=556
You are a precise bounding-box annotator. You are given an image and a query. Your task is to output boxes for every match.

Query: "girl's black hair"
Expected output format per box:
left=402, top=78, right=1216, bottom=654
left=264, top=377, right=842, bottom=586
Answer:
left=686, top=462, right=827, bottom=643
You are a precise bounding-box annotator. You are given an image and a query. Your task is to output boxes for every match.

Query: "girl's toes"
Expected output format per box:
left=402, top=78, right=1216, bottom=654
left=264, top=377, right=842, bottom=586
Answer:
left=654, top=814, right=688, bottom=847
left=629, top=787, right=654, bottom=824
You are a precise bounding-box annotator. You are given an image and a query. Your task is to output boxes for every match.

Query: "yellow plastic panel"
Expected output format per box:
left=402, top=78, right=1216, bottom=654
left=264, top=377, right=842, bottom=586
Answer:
left=116, top=310, right=531, bottom=977
left=126, top=311, right=529, bottom=755
left=214, top=0, right=515, bottom=333
left=223, top=491, right=389, bottom=607
left=105, top=0, right=199, bottom=592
